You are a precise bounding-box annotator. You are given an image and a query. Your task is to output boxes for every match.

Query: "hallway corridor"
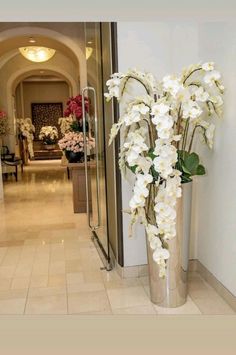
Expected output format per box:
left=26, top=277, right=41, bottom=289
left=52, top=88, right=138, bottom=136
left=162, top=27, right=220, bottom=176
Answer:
left=0, top=161, right=234, bottom=315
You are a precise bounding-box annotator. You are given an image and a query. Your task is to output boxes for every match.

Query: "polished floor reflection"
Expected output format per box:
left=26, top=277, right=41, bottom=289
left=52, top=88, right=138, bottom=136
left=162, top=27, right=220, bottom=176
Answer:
left=0, top=160, right=234, bottom=315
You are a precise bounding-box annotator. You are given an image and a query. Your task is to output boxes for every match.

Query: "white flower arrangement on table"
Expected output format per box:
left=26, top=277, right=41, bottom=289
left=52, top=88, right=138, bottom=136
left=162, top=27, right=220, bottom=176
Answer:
left=58, top=131, right=95, bottom=153
left=39, top=126, right=58, bottom=145
left=17, top=118, right=35, bottom=158
left=58, top=115, right=75, bottom=136
left=105, top=62, right=224, bottom=277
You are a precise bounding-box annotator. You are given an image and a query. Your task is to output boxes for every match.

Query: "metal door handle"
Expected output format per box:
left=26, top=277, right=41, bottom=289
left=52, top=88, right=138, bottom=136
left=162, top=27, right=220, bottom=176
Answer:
left=82, top=86, right=101, bottom=230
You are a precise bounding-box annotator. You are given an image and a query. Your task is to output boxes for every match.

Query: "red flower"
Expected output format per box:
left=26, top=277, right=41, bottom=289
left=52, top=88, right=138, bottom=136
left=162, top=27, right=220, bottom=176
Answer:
left=64, top=94, right=89, bottom=118
left=0, top=110, right=6, bottom=119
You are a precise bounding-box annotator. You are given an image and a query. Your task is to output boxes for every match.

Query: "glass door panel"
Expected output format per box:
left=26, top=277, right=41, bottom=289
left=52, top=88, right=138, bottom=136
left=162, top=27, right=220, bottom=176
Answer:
left=82, top=22, right=110, bottom=269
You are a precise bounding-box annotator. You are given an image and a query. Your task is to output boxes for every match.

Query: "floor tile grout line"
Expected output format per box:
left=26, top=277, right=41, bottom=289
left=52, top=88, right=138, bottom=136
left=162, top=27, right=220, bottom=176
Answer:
left=23, top=244, right=37, bottom=315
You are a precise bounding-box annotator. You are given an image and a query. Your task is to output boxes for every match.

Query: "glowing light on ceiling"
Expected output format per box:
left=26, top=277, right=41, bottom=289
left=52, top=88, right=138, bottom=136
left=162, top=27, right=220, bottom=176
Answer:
left=19, top=46, right=56, bottom=63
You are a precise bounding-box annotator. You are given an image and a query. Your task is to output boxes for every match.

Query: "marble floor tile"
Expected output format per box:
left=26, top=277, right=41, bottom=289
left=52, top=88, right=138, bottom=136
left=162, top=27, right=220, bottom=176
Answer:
left=11, top=277, right=30, bottom=290
left=1, top=161, right=234, bottom=315
left=48, top=274, right=66, bottom=287
left=0, top=278, right=12, bottom=291
left=113, top=305, right=156, bottom=315
left=68, top=290, right=111, bottom=314
left=0, top=298, right=26, bottom=314
left=66, top=272, right=84, bottom=285
left=25, top=294, right=67, bottom=315
left=107, top=286, right=151, bottom=310
left=154, top=296, right=201, bottom=315
left=30, top=274, right=48, bottom=288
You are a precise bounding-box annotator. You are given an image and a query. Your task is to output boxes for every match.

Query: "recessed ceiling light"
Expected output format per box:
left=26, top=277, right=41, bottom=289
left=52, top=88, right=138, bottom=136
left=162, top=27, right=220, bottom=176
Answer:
left=29, top=37, right=36, bottom=44
left=19, top=46, right=56, bottom=63
left=87, top=41, right=92, bottom=44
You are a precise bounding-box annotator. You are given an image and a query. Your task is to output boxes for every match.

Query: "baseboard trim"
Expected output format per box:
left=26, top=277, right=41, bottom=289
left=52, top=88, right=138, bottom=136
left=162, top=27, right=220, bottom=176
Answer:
left=115, top=259, right=236, bottom=311
left=194, top=259, right=236, bottom=312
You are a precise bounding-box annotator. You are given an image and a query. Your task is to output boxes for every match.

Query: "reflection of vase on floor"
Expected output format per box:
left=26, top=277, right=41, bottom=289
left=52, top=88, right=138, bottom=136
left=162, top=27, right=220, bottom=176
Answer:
left=146, top=182, right=192, bottom=308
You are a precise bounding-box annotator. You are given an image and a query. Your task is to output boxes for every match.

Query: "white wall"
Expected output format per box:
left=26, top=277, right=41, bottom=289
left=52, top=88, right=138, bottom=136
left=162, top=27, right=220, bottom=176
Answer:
left=117, top=21, right=199, bottom=266
left=196, top=22, right=236, bottom=296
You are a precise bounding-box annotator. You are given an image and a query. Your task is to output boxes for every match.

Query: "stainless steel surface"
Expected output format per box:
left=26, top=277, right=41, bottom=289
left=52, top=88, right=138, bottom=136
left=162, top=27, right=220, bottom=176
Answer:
left=82, top=87, right=92, bottom=229
left=146, top=182, right=192, bottom=307
left=82, top=86, right=100, bottom=231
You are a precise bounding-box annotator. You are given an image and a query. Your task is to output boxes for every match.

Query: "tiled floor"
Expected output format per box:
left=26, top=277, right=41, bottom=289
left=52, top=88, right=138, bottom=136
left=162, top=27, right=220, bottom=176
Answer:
left=0, top=160, right=235, bottom=315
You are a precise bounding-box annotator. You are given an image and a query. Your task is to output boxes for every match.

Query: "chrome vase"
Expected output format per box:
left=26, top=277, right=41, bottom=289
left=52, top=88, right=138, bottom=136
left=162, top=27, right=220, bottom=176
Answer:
left=146, top=182, right=192, bottom=307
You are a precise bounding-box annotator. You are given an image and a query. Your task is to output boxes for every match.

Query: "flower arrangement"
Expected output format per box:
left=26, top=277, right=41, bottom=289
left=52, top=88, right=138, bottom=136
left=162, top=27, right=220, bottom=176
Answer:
left=106, top=62, right=224, bottom=277
left=16, top=118, right=35, bottom=158
left=58, top=116, right=75, bottom=136
left=0, top=110, right=9, bottom=137
left=39, top=126, right=58, bottom=145
left=58, top=131, right=95, bottom=153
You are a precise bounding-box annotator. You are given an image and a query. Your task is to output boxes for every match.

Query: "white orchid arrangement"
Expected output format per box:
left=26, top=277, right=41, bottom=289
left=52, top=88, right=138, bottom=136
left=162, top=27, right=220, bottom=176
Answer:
left=58, top=116, right=75, bottom=136
left=17, top=118, right=35, bottom=158
left=39, top=125, right=58, bottom=145
left=105, top=62, right=224, bottom=277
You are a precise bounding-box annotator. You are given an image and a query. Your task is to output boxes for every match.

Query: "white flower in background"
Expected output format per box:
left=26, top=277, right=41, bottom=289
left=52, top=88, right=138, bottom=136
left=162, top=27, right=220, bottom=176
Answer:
left=17, top=118, right=35, bottom=158
left=162, top=75, right=183, bottom=97
left=58, top=116, right=74, bottom=135
left=182, top=100, right=202, bottom=120
left=202, top=62, right=215, bottom=71
left=204, top=70, right=221, bottom=86
left=194, top=86, right=210, bottom=102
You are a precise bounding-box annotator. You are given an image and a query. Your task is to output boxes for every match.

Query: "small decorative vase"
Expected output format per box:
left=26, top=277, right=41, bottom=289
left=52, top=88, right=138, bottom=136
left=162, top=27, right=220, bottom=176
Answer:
left=45, top=144, right=56, bottom=150
left=146, top=182, right=192, bottom=307
left=65, top=150, right=84, bottom=163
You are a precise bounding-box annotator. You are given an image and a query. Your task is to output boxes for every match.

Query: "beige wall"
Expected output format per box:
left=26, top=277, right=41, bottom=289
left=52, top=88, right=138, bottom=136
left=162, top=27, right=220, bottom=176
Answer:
left=15, top=81, right=70, bottom=119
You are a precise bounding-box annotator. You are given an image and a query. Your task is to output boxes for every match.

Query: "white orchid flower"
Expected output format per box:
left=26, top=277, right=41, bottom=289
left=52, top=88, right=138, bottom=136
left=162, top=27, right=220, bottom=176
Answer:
left=194, top=87, right=210, bottom=102
left=202, top=62, right=215, bottom=71
left=204, top=70, right=221, bottom=86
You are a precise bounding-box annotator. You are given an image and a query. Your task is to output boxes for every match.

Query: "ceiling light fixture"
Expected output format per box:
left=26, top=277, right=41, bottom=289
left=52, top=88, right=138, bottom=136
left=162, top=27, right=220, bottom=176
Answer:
left=29, top=37, right=36, bottom=44
left=19, top=46, right=56, bottom=63
left=86, top=47, right=93, bottom=60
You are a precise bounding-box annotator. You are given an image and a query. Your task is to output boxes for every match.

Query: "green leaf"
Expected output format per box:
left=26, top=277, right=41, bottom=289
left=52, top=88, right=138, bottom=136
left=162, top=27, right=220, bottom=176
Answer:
left=181, top=175, right=192, bottom=183
left=147, top=148, right=157, bottom=160
left=196, top=164, right=206, bottom=175
left=184, top=152, right=200, bottom=175
left=129, top=165, right=138, bottom=174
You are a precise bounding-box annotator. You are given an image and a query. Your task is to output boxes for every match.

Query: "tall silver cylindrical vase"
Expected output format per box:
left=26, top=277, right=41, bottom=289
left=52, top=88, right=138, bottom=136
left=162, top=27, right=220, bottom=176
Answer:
left=146, top=182, right=192, bottom=307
